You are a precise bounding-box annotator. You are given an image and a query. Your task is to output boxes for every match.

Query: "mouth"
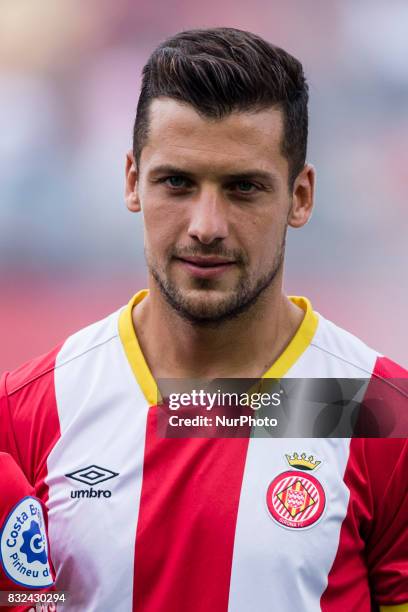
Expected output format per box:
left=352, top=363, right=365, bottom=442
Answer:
left=175, top=256, right=237, bottom=279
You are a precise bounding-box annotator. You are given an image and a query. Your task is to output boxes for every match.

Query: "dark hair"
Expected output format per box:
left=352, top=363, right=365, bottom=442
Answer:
left=133, top=27, right=309, bottom=187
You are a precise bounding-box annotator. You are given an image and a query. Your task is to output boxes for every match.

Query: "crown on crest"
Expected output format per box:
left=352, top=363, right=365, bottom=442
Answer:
left=285, top=452, right=321, bottom=471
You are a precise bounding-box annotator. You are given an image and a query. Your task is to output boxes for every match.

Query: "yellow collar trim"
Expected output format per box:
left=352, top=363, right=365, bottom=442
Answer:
left=263, top=295, right=318, bottom=379
left=118, top=290, right=318, bottom=405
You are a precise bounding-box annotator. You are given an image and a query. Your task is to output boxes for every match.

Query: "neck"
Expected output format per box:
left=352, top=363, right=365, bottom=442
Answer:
left=133, top=275, right=305, bottom=380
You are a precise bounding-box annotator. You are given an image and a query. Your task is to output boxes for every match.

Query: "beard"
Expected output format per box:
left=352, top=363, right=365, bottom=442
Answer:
left=146, top=235, right=286, bottom=327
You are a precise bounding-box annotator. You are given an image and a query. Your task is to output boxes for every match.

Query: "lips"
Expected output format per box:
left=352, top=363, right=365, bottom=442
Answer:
left=175, top=256, right=236, bottom=278
left=178, top=256, right=235, bottom=267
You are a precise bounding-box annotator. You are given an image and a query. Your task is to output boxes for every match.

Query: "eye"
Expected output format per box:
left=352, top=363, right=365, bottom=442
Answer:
left=165, top=176, right=189, bottom=189
left=233, top=180, right=258, bottom=194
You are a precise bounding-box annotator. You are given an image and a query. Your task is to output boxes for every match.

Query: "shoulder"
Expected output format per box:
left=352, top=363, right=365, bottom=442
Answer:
left=293, top=305, right=407, bottom=437
left=4, top=307, right=122, bottom=398
left=309, top=309, right=407, bottom=378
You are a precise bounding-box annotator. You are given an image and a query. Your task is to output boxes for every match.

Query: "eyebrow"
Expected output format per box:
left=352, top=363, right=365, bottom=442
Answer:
left=148, top=165, right=278, bottom=186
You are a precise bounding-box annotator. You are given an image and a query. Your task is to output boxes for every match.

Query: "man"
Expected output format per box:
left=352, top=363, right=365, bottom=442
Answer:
left=0, top=28, right=407, bottom=612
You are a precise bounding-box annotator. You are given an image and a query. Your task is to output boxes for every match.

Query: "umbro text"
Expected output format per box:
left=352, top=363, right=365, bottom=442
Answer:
left=70, top=489, right=111, bottom=499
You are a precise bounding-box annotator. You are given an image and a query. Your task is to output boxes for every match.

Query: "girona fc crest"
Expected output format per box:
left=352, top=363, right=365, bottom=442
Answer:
left=266, top=470, right=326, bottom=529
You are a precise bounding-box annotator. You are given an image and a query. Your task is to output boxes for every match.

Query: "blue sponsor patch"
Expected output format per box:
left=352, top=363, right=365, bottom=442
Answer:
left=0, top=496, right=54, bottom=588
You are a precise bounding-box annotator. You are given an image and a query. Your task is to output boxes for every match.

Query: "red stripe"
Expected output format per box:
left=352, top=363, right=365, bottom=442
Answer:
left=132, top=406, right=249, bottom=612
left=320, top=438, right=376, bottom=611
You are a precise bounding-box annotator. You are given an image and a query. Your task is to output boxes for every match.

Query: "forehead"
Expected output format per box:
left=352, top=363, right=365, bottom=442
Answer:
left=140, top=98, right=287, bottom=175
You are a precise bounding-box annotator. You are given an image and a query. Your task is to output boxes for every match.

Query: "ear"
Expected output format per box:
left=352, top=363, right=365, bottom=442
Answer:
left=125, top=150, right=141, bottom=213
left=287, top=163, right=315, bottom=228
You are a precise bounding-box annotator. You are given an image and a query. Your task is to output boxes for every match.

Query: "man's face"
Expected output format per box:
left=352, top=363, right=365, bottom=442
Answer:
left=127, top=98, right=313, bottom=324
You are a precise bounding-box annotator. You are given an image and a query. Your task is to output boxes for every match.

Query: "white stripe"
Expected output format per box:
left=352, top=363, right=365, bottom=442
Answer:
left=46, top=310, right=149, bottom=612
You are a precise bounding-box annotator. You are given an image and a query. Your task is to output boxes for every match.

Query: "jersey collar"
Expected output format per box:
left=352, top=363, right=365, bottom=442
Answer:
left=119, top=290, right=318, bottom=405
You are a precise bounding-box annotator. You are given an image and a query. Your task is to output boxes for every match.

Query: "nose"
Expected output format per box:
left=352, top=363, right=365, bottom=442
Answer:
left=187, top=189, right=229, bottom=245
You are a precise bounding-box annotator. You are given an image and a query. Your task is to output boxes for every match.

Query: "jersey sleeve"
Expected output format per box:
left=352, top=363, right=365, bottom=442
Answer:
left=365, top=439, right=408, bottom=606
left=0, top=452, right=56, bottom=611
left=365, top=358, right=408, bottom=606
left=0, top=345, right=62, bottom=494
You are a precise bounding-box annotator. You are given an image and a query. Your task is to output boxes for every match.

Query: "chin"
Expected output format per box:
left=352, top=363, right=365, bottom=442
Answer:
left=181, top=289, right=232, bottom=313
left=152, top=267, right=263, bottom=325
left=168, top=288, right=249, bottom=326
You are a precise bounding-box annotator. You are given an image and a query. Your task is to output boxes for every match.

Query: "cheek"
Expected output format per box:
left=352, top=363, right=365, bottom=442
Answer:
left=239, top=218, right=286, bottom=266
left=233, top=211, right=280, bottom=247
left=143, top=203, right=186, bottom=251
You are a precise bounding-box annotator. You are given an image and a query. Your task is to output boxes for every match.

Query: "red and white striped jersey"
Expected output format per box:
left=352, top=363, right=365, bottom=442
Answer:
left=0, top=290, right=407, bottom=612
